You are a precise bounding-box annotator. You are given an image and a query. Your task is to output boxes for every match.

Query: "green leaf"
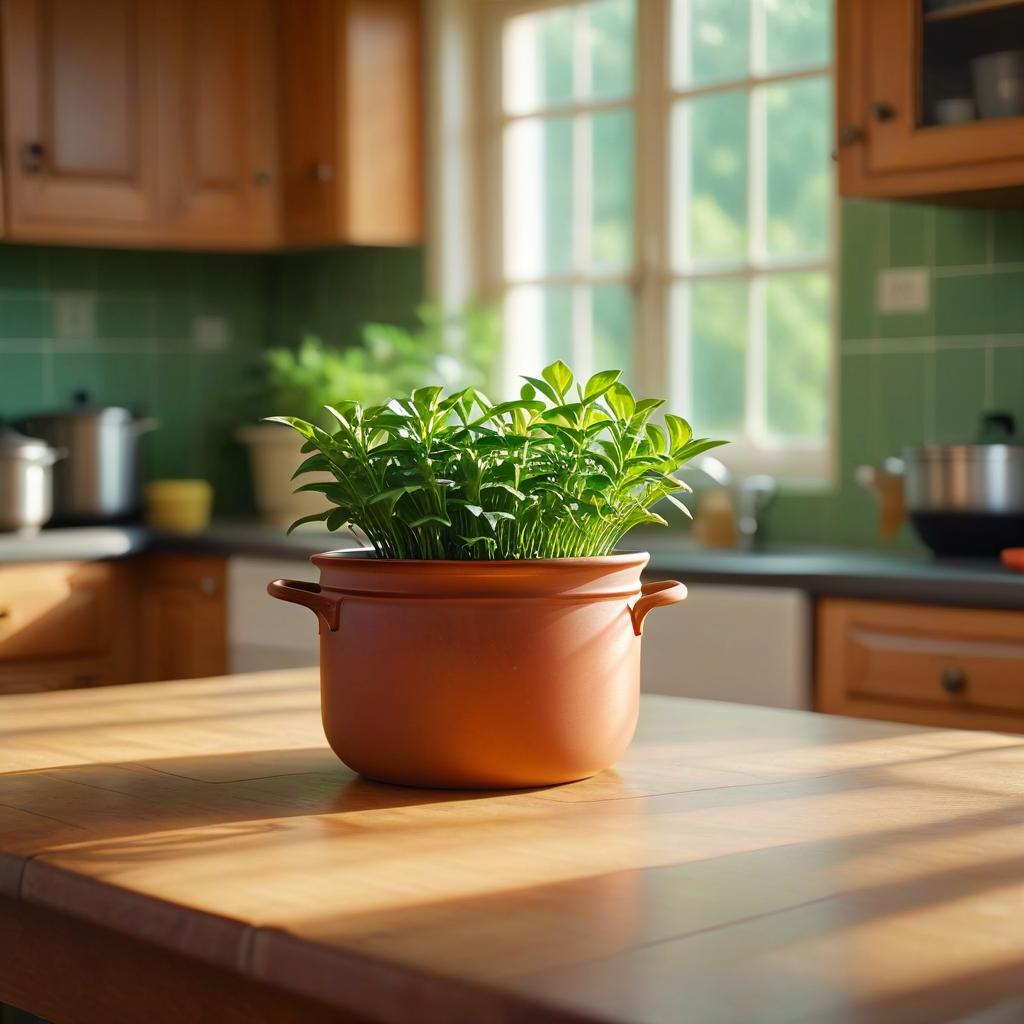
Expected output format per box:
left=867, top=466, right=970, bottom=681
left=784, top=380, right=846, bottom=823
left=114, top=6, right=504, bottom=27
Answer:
left=407, top=513, right=453, bottom=528
left=541, top=360, right=573, bottom=398
left=326, top=508, right=349, bottom=531
left=412, top=385, right=444, bottom=410
left=645, top=424, right=666, bottom=454
left=290, top=453, right=332, bottom=479
left=265, top=415, right=316, bottom=439
left=368, top=485, right=424, bottom=508
left=664, top=414, right=693, bottom=453
left=286, top=511, right=330, bottom=535
left=664, top=491, right=693, bottom=520
left=520, top=382, right=536, bottom=402
left=481, top=482, right=527, bottom=500
left=583, top=369, right=622, bottom=403
left=605, top=383, right=635, bottom=420
left=521, top=375, right=561, bottom=405
left=677, top=437, right=729, bottom=461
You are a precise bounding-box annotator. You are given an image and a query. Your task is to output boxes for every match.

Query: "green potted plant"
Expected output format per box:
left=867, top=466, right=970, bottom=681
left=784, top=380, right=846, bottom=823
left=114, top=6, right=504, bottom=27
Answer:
left=267, top=360, right=724, bottom=789
left=239, top=304, right=498, bottom=527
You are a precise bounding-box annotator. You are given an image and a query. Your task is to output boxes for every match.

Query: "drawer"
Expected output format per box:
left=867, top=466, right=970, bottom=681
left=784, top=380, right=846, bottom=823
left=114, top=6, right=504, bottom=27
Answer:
left=0, top=561, right=124, bottom=663
left=817, top=599, right=1024, bottom=731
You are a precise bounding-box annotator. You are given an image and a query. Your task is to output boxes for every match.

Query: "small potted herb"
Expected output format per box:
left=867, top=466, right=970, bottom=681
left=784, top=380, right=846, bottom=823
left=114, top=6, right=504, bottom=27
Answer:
left=268, top=361, right=724, bottom=789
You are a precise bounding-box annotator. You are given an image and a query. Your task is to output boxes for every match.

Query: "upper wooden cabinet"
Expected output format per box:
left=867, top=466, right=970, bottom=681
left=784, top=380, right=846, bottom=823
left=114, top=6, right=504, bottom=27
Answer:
left=279, top=0, right=423, bottom=246
left=1, top=0, right=163, bottom=244
left=0, top=0, right=423, bottom=249
left=838, top=0, right=1024, bottom=203
left=156, top=0, right=279, bottom=247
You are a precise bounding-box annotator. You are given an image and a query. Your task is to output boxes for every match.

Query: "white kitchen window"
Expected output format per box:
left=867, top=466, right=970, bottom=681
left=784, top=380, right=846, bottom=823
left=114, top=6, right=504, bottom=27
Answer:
left=435, top=0, right=835, bottom=481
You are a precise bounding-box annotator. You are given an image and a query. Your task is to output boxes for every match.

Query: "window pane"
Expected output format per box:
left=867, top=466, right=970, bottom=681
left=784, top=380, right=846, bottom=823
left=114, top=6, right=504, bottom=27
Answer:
left=763, top=0, right=832, bottom=73
left=681, top=280, right=747, bottom=434
left=672, top=0, right=750, bottom=88
left=505, top=286, right=574, bottom=385
left=672, top=92, right=748, bottom=268
left=503, top=6, right=574, bottom=114
left=588, top=0, right=635, bottom=100
left=764, top=77, right=832, bottom=259
left=591, top=110, right=634, bottom=271
left=765, top=272, right=829, bottom=439
left=591, top=284, right=633, bottom=377
left=504, top=117, right=573, bottom=279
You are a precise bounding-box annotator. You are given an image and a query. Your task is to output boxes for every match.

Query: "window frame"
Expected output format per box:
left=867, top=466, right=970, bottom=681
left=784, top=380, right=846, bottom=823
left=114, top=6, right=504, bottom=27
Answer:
left=452, top=0, right=837, bottom=484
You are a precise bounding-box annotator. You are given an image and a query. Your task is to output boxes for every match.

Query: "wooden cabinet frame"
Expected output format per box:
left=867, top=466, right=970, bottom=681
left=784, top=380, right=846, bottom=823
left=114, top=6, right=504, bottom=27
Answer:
left=837, top=0, right=1024, bottom=202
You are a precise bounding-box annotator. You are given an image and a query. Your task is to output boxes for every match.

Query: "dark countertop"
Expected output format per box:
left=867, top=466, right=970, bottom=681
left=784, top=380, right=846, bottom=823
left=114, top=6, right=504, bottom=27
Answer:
left=4, top=523, right=1024, bottom=609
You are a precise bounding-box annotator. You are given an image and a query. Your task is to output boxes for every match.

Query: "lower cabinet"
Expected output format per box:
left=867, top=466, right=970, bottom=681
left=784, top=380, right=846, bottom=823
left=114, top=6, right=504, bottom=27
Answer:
left=817, top=598, right=1024, bottom=733
left=0, top=555, right=226, bottom=694
left=0, top=561, right=135, bottom=694
left=136, top=554, right=228, bottom=683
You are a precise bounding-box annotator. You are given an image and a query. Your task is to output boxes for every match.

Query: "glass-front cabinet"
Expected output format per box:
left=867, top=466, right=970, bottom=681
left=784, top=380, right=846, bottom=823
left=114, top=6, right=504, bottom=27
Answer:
left=838, top=0, right=1024, bottom=200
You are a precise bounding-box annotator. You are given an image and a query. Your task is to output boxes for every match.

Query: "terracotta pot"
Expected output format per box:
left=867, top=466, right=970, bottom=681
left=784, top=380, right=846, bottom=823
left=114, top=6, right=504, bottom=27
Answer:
left=267, top=550, right=685, bottom=789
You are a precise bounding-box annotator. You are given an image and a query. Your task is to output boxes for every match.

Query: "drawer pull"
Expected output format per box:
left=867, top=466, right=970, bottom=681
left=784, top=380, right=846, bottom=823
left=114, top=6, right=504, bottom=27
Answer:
left=940, top=666, right=966, bottom=695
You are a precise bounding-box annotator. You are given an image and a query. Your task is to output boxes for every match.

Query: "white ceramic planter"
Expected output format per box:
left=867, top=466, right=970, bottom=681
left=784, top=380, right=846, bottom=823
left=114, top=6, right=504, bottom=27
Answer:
left=237, top=422, right=333, bottom=529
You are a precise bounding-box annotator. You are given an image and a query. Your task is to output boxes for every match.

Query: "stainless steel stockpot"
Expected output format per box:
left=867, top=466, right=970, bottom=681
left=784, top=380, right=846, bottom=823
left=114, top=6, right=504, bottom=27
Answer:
left=902, top=444, right=1024, bottom=514
left=0, top=426, right=64, bottom=533
left=20, top=392, right=156, bottom=524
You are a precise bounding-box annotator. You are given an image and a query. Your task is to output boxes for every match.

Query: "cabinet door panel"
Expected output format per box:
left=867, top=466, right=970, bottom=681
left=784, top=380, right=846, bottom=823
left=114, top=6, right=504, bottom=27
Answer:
left=278, top=0, right=339, bottom=244
left=860, top=0, right=1024, bottom=177
left=137, top=556, right=227, bottom=682
left=817, top=598, right=1024, bottom=732
left=1, top=0, right=161, bottom=241
left=159, top=0, right=278, bottom=246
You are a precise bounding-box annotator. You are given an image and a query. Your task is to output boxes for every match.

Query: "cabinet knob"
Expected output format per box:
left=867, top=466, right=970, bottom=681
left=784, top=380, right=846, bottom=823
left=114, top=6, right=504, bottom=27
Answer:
left=21, top=142, right=45, bottom=174
left=870, top=102, right=895, bottom=123
left=199, top=576, right=218, bottom=597
left=309, top=161, right=334, bottom=183
left=252, top=169, right=272, bottom=186
left=940, top=666, right=966, bottom=695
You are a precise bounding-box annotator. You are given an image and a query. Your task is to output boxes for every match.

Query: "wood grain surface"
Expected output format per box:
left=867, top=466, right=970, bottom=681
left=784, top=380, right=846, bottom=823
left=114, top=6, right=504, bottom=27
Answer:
left=3, top=669, right=1024, bottom=1023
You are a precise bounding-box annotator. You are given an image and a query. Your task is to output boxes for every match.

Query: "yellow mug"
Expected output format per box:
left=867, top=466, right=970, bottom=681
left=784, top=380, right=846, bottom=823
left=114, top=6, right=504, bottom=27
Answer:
left=145, top=479, right=213, bottom=535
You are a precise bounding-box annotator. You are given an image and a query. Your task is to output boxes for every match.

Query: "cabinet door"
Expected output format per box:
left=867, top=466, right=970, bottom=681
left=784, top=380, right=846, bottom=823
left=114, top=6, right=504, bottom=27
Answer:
left=840, top=0, right=1024, bottom=196
left=0, top=561, right=135, bottom=693
left=137, top=555, right=227, bottom=682
left=158, top=0, right=278, bottom=247
left=279, top=0, right=423, bottom=246
left=817, top=598, right=1024, bottom=733
left=1, top=0, right=162, bottom=242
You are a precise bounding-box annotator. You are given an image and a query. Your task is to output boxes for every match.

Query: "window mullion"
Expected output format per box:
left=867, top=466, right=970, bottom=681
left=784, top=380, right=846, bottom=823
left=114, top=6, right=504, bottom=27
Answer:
left=746, top=0, right=768, bottom=447
left=634, top=0, right=670, bottom=401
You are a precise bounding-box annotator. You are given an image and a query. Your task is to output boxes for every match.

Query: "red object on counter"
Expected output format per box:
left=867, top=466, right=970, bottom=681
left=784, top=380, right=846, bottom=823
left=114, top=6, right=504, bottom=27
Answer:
left=1001, top=549, right=1024, bottom=571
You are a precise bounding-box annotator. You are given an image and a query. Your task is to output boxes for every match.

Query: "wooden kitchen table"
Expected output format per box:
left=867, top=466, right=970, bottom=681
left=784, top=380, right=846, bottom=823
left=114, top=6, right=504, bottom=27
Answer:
left=2, top=670, right=1024, bottom=1024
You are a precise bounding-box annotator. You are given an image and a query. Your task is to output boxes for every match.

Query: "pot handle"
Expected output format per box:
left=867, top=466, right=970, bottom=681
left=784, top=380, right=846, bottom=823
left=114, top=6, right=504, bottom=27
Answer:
left=629, top=580, right=687, bottom=636
left=267, top=579, right=342, bottom=633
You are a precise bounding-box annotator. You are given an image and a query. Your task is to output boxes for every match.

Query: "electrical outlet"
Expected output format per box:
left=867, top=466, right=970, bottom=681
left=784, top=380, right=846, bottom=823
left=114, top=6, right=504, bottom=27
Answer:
left=192, top=314, right=231, bottom=352
left=876, top=267, right=930, bottom=315
left=53, top=291, right=97, bottom=341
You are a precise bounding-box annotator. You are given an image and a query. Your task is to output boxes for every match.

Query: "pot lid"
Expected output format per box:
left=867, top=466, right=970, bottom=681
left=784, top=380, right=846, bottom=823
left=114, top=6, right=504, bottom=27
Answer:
left=904, top=443, right=1024, bottom=461
left=24, top=389, right=134, bottom=423
left=0, top=423, right=56, bottom=459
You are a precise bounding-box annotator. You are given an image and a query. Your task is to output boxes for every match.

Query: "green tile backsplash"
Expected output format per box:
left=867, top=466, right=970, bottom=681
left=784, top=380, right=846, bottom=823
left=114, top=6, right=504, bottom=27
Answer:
left=0, top=202, right=1014, bottom=548
left=0, top=244, right=424, bottom=514
left=766, top=198, right=1024, bottom=549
